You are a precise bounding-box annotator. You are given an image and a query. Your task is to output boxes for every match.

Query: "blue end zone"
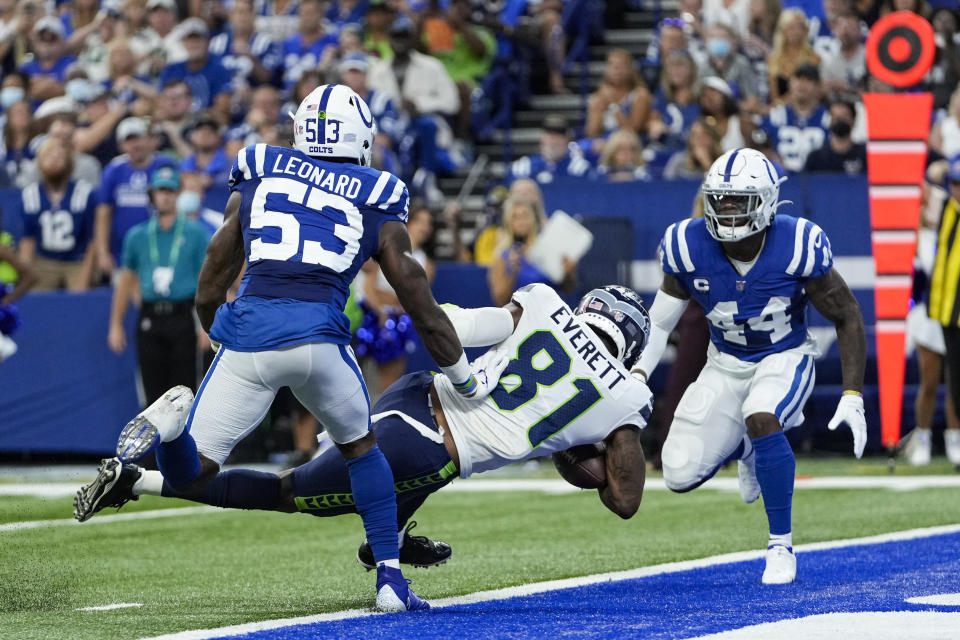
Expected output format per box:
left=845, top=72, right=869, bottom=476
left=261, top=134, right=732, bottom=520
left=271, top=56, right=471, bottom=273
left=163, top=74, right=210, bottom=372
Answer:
left=220, top=531, right=960, bottom=640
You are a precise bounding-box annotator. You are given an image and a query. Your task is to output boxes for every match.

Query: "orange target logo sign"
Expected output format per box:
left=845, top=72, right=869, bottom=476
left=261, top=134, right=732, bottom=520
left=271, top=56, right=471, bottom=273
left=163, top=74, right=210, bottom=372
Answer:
left=866, top=11, right=935, bottom=88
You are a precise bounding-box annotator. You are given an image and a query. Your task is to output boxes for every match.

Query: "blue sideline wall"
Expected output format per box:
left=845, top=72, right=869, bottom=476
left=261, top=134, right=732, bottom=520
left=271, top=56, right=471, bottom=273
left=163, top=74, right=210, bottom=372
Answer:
left=0, top=176, right=926, bottom=455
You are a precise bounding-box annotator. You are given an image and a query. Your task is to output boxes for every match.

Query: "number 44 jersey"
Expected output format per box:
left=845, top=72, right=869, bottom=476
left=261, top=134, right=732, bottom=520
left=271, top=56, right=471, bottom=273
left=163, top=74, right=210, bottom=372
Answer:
left=659, top=214, right=833, bottom=364
left=210, top=143, right=409, bottom=352
left=435, top=284, right=654, bottom=478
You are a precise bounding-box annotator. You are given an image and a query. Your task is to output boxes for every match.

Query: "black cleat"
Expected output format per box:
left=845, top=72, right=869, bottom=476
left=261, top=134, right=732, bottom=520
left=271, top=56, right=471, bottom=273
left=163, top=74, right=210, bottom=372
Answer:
left=357, top=521, right=452, bottom=571
left=73, top=458, right=142, bottom=522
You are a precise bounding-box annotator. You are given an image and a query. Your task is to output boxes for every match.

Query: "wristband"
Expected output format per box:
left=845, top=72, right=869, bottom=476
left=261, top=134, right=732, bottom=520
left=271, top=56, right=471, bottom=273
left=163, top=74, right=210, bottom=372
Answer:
left=842, top=390, right=862, bottom=397
left=441, top=352, right=473, bottom=387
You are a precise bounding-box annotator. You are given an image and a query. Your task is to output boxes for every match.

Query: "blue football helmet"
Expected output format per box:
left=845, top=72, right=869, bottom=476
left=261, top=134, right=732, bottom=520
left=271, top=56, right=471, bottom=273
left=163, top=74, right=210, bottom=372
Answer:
left=575, top=285, right=650, bottom=370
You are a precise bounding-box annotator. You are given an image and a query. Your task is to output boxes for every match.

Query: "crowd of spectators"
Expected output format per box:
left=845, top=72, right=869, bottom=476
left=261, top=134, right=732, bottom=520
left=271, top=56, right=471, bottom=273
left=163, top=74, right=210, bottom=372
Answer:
left=502, top=0, right=960, bottom=193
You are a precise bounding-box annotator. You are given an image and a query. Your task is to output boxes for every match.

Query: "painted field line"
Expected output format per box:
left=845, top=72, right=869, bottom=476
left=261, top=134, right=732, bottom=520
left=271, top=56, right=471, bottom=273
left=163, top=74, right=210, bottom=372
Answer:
left=139, top=523, right=960, bottom=640
left=78, top=603, right=143, bottom=611
left=6, top=475, right=960, bottom=499
left=0, top=506, right=218, bottom=532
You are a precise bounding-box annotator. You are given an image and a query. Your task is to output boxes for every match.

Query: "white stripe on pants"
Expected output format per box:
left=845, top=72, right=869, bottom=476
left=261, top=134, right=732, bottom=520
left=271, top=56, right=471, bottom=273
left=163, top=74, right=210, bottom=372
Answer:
left=189, top=342, right=370, bottom=465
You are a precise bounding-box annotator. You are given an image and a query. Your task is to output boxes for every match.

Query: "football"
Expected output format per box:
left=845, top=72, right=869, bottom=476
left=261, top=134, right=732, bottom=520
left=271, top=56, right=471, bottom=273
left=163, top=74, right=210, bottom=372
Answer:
left=552, top=443, right=607, bottom=489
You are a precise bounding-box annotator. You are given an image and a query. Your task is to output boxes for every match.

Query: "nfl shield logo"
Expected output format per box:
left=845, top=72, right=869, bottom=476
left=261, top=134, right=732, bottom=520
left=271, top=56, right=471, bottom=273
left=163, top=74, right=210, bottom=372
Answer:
left=736, top=280, right=746, bottom=292
left=614, top=311, right=624, bottom=322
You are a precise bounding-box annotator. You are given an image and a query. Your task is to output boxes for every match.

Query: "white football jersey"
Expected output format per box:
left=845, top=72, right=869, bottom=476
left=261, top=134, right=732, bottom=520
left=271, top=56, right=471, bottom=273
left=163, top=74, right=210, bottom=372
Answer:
left=435, top=284, right=654, bottom=478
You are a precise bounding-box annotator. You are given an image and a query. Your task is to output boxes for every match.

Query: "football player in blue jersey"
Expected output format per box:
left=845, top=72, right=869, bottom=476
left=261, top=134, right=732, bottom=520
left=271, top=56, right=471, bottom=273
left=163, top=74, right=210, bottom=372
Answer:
left=633, top=147, right=867, bottom=584
left=76, top=84, right=494, bottom=612
left=74, top=284, right=654, bottom=572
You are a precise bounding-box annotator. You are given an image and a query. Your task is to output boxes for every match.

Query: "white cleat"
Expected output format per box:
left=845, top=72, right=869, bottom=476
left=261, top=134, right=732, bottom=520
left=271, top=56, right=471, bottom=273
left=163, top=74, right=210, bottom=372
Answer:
left=946, top=430, right=960, bottom=467
left=761, top=545, right=797, bottom=584
left=116, top=386, right=194, bottom=462
left=738, top=445, right=761, bottom=504
left=905, top=429, right=932, bottom=467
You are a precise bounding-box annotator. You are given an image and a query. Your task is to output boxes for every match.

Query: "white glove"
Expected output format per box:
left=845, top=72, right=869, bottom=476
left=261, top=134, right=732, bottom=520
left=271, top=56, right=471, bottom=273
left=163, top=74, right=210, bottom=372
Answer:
left=827, top=393, right=866, bottom=459
left=467, top=350, right=511, bottom=399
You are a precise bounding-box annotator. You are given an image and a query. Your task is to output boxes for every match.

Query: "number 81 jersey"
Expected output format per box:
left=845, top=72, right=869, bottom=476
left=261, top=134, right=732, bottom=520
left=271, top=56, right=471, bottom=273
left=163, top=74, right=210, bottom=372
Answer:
left=660, top=215, right=833, bottom=363
left=436, top=284, right=653, bottom=478
left=210, top=143, right=408, bottom=352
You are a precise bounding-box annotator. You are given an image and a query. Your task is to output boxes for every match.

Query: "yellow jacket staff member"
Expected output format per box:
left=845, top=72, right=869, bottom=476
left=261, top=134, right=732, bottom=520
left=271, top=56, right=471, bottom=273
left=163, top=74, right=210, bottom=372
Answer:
left=929, top=161, right=960, bottom=417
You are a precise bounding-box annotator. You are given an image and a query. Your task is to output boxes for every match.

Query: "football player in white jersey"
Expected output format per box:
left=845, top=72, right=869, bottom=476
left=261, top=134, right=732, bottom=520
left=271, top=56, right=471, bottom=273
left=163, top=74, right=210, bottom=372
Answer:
left=75, top=85, right=493, bottom=612
left=634, top=148, right=867, bottom=584
left=72, top=284, right=654, bottom=570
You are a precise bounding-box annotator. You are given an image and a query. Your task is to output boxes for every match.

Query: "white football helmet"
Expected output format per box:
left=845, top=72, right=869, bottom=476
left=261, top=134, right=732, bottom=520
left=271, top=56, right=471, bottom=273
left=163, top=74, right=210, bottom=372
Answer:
left=702, top=148, right=789, bottom=242
left=292, top=83, right=377, bottom=166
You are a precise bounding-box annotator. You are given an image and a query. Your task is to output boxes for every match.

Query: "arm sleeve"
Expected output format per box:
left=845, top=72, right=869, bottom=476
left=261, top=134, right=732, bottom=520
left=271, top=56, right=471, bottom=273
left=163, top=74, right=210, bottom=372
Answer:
left=441, top=304, right=516, bottom=347
left=633, top=289, right=689, bottom=378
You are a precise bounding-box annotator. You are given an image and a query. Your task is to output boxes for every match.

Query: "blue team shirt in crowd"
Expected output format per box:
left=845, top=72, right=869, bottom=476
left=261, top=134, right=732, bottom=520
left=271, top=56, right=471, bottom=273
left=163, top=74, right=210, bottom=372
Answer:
left=761, top=104, right=830, bottom=173
left=282, top=32, right=339, bottom=88
left=181, top=148, right=231, bottom=212
left=21, top=180, right=97, bottom=262
left=158, top=56, right=234, bottom=111
left=210, top=143, right=410, bottom=351
left=651, top=89, right=701, bottom=148
left=507, top=147, right=592, bottom=185
left=20, top=55, right=77, bottom=83
left=98, top=154, right=178, bottom=260
left=366, top=88, right=403, bottom=143
left=208, top=29, right=282, bottom=86
left=659, top=215, right=834, bottom=362
left=326, top=0, right=370, bottom=29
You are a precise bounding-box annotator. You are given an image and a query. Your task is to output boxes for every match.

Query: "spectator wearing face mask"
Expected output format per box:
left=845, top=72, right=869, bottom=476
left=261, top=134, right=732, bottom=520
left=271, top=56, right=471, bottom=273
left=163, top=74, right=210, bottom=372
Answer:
left=179, top=112, right=229, bottom=219
left=803, top=94, right=865, bottom=174
left=18, top=138, right=97, bottom=291
left=698, top=23, right=760, bottom=113
left=507, top=114, right=592, bottom=185
left=0, top=72, right=27, bottom=117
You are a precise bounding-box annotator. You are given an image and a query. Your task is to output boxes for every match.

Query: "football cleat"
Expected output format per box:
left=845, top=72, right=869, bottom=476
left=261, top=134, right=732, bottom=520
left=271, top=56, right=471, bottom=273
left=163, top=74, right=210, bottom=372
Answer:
left=737, top=442, right=760, bottom=504
left=375, top=565, right=431, bottom=612
left=74, top=458, right=142, bottom=522
left=116, top=386, right=194, bottom=462
left=945, top=429, right=960, bottom=467
left=357, top=521, right=452, bottom=571
left=761, top=545, right=796, bottom=584
left=903, top=428, right=932, bottom=467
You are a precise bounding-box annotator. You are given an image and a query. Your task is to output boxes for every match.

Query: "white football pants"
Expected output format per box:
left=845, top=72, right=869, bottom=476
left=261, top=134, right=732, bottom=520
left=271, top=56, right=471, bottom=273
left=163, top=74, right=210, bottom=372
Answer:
left=188, top=342, right=370, bottom=465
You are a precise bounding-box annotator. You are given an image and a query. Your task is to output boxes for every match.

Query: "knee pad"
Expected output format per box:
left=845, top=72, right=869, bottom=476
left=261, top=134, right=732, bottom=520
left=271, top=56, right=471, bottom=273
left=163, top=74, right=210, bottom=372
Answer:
left=674, top=381, right=719, bottom=426
left=661, top=431, right=707, bottom=492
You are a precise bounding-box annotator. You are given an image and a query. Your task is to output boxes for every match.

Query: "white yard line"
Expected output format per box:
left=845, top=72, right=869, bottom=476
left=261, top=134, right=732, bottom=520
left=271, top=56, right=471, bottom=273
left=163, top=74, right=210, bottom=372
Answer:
left=139, top=523, right=960, bottom=640
left=4, top=475, right=960, bottom=500
left=0, top=506, right=217, bottom=532
left=77, top=603, right=143, bottom=612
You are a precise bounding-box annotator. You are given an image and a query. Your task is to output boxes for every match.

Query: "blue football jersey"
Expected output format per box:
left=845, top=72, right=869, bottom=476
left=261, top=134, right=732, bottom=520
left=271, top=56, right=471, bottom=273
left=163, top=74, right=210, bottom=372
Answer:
left=209, top=143, right=409, bottom=352
left=761, top=104, right=830, bottom=172
left=21, top=180, right=96, bottom=262
left=659, top=215, right=833, bottom=362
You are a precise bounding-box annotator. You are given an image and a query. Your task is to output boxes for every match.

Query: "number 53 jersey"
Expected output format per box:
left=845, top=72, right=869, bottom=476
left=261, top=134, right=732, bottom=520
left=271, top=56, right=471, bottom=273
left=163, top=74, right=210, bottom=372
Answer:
left=210, top=144, right=409, bottom=351
left=659, top=215, right=834, bottom=364
left=435, top=284, right=653, bottom=478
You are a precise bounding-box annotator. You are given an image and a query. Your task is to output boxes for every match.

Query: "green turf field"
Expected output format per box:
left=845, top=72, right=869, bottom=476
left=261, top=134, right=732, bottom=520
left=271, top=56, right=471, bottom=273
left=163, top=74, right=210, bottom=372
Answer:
left=1, top=458, right=959, bottom=640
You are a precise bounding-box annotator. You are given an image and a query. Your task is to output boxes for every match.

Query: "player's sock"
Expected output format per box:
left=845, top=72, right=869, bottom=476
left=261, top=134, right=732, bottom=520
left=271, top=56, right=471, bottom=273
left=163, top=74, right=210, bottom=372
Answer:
left=769, top=532, right=793, bottom=549
left=346, top=445, right=400, bottom=565
left=164, top=469, right=282, bottom=510
left=752, top=431, right=795, bottom=536
left=132, top=470, right=164, bottom=496
left=156, top=431, right=202, bottom=491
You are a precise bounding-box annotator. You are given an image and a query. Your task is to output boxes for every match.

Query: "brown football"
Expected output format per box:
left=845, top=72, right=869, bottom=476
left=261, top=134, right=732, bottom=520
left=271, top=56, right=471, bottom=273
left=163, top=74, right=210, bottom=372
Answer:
left=552, top=443, right=607, bottom=489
